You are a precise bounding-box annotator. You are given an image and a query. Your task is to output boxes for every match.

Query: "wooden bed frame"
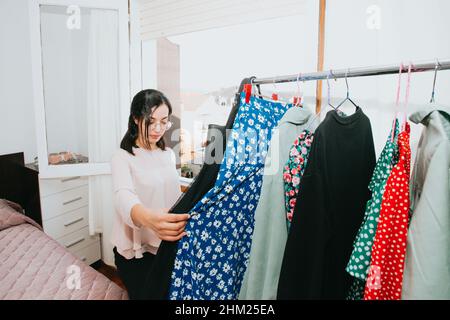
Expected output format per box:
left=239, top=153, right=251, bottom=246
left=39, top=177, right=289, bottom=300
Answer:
left=0, top=152, right=42, bottom=226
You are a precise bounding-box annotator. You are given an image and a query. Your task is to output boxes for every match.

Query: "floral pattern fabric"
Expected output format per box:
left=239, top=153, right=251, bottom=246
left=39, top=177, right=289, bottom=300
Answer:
left=364, top=123, right=411, bottom=300
left=168, top=92, right=290, bottom=300
left=283, top=131, right=314, bottom=230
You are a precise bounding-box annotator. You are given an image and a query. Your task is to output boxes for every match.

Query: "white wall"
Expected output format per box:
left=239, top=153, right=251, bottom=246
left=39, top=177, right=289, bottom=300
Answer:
left=0, top=0, right=37, bottom=164
left=138, top=0, right=311, bottom=40
left=130, top=0, right=143, bottom=97
left=323, top=0, right=450, bottom=159
left=141, top=39, right=158, bottom=89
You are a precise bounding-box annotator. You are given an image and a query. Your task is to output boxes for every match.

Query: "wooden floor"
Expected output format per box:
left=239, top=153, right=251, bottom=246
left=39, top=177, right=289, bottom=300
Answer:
left=92, top=260, right=126, bottom=290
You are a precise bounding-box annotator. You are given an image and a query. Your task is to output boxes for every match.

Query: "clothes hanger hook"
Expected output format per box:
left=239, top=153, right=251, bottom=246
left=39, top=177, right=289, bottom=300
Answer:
left=330, top=69, right=337, bottom=82
left=326, top=70, right=335, bottom=109
left=396, top=62, right=404, bottom=107
left=295, top=72, right=302, bottom=106
left=326, top=71, right=331, bottom=106
left=345, top=68, right=350, bottom=99
left=430, top=58, right=441, bottom=103
left=250, top=77, right=255, bottom=96
left=405, top=62, right=413, bottom=107
left=392, top=62, right=404, bottom=143
left=403, top=62, right=413, bottom=130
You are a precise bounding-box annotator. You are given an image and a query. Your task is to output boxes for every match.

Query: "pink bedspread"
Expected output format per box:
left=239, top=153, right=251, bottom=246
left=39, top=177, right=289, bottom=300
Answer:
left=0, top=200, right=128, bottom=300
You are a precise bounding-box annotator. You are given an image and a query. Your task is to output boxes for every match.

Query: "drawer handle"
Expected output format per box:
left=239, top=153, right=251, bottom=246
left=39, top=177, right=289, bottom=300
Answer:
left=63, top=197, right=83, bottom=206
left=64, top=217, right=84, bottom=227
left=65, top=237, right=85, bottom=248
left=61, top=176, right=81, bottom=183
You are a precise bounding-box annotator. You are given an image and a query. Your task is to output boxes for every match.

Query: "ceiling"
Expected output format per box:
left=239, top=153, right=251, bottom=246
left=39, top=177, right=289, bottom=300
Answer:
left=138, top=0, right=307, bottom=40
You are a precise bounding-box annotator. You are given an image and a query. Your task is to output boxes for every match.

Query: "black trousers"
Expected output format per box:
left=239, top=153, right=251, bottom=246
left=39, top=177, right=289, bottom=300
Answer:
left=113, top=247, right=155, bottom=300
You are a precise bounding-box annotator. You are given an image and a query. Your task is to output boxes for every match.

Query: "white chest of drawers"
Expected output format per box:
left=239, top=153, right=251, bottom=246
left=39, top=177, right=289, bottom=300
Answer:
left=39, top=176, right=101, bottom=265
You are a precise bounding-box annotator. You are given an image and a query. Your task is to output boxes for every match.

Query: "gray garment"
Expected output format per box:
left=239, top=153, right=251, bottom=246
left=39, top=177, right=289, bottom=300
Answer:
left=402, top=107, right=450, bottom=300
left=239, top=105, right=319, bottom=300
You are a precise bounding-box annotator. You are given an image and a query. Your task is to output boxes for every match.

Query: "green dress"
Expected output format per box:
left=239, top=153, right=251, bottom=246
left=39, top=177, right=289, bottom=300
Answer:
left=346, top=121, right=399, bottom=299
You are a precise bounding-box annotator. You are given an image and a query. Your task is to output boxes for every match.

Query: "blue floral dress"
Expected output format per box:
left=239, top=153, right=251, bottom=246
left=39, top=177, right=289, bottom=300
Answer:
left=168, top=93, right=291, bottom=300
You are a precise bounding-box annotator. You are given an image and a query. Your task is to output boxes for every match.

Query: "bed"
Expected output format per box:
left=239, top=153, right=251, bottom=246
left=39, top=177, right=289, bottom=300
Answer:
left=0, top=153, right=128, bottom=300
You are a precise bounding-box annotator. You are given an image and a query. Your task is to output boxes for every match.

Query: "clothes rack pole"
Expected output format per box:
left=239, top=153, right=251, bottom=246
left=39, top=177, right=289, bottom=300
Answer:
left=251, top=59, right=450, bottom=85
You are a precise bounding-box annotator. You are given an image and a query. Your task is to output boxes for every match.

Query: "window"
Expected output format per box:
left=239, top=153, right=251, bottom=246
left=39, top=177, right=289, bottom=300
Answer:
left=141, top=4, right=319, bottom=179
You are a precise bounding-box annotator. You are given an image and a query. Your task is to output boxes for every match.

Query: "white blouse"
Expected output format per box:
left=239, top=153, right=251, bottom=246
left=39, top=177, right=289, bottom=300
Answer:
left=111, top=146, right=181, bottom=259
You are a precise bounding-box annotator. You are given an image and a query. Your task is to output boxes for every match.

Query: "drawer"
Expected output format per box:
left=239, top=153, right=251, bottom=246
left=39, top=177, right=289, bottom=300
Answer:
left=42, top=206, right=88, bottom=240
left=41, top=185, right=89, bottom=220
left=57, top=226, right=99, bottom=255
left=40, top=176, right=88, bottom=197
left=73, top=240, right=101, bottom=266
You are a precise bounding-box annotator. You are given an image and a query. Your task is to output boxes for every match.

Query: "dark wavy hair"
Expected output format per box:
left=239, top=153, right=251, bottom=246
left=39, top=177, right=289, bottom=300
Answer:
left=120, top=89, right=173, bottom=155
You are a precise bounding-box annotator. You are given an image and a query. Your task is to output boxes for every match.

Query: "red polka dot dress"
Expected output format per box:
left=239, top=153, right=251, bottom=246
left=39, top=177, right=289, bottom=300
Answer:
left=364, top=122, right=411, bottom=300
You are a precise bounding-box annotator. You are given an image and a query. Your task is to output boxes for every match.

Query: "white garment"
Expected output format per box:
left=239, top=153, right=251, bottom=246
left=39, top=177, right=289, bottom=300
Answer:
left=111, top=147, right=181, bottom=259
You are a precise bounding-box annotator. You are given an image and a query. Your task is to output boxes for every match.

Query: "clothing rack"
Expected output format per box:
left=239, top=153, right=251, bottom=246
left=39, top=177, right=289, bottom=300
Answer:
left=251, top=59, right=450, bottom=84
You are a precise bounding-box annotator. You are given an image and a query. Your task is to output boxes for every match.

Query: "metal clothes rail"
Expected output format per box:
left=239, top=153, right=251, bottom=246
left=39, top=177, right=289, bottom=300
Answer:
left=251, top=59, right=450, bottom=85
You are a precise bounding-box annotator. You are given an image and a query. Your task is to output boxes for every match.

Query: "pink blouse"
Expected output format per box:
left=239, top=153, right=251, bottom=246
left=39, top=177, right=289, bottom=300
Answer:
left=111, top=147, right=181, bottom=259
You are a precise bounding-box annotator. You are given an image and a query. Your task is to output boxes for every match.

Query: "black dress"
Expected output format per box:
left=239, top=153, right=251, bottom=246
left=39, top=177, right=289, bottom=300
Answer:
left=277, top=107, right=376, bottom=300
left=140, top=77, right=256, bottom=299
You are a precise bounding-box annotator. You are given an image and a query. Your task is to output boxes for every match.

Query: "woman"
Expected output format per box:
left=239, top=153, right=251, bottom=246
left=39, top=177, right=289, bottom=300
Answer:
left=111, top=89, right=190, bottom=299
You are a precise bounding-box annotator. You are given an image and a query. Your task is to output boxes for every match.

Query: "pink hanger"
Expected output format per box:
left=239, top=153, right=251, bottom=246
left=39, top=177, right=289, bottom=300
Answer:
left=391, top=62, right=412, bottom=140
left=402, top=62, right=412, bottom=131
left=391, top=63, right=403, bottom=142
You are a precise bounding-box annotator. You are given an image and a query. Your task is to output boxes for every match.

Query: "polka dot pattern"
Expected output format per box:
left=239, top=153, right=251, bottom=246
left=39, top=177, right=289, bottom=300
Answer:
left=346, top=129, right=398, bottom=280
left=346, top=122, right=400, bottom=300
left=364, top=123, right=411, bottom=300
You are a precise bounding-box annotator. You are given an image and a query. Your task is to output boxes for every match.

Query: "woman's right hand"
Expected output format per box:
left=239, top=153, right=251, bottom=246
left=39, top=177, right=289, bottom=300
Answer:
left=131, top=205, right=190, bottom=241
